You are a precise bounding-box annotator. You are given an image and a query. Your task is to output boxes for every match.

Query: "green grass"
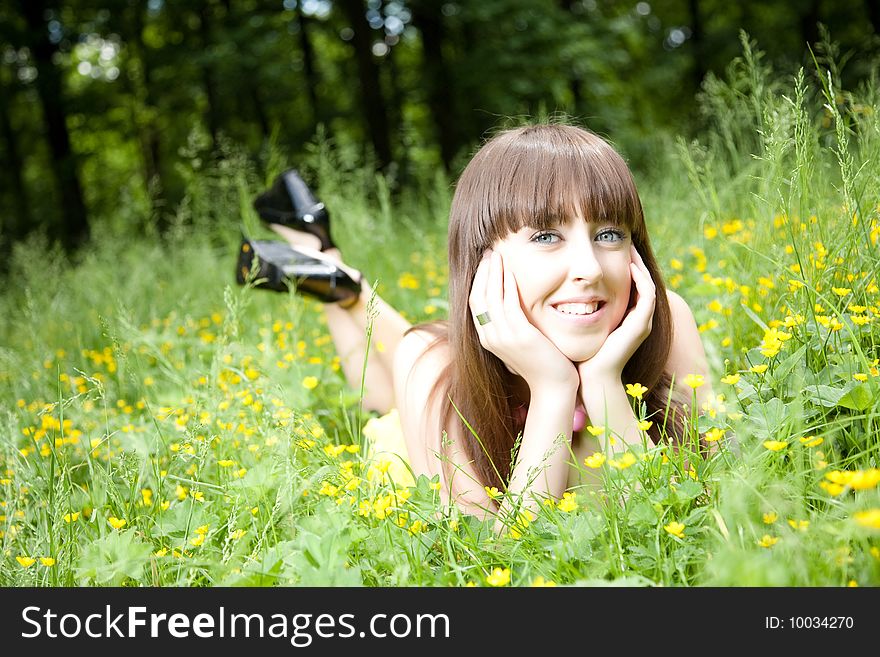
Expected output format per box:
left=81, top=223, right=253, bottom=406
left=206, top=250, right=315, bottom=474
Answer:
left=1, top=42, right=878, bottom=587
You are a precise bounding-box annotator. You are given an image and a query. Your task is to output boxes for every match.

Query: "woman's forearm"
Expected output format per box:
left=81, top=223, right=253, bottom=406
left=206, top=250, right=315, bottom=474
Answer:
left=504, top=386, right=577, bottom=509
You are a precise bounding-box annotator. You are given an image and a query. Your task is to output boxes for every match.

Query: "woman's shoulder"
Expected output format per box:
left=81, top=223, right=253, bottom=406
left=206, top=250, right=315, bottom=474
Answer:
left=663, top=288, right=714, bottom=402
left=394, top=323, right=450, bottom=375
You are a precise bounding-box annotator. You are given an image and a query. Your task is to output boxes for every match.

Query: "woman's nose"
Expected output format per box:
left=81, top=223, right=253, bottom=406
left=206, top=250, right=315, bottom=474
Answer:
left=568, top=246, right=603, bottom=284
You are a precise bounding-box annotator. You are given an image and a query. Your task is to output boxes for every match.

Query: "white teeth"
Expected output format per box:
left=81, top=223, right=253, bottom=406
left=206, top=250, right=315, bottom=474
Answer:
left=555, top=302, right=599, bottom=315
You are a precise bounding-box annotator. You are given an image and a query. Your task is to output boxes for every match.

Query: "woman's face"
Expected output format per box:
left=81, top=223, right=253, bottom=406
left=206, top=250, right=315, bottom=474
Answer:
left=490, top=214, right=634, bottom=363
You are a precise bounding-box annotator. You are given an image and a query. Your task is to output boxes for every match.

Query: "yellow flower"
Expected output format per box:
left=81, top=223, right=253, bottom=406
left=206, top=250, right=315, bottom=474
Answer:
left=218, top=459, right=235, bottom=467
left=63, top=512, right=80, bottom=523
left=763, top=512, right=778, bottom=524
left=40, top=557, right=56, bottom=567
left=853, top=509, right=880, bottom=529
left=195, top=524, right=209, bottom=535
left=832, top=287, right=851, bottom=297
left=787, top=519, right=809, bottom=531
left=664, top=521, right=685, bottom=539
left=302, top=376, right=319, bottom=390
left=190, top=534, right=205, bottom=547
left=720, top=373, right=740, bottom=385
left=16, top=556, right=36, bottom=567
left=429, top=481, right=442, bottom=491
left=508, top=510, right=535, bottom=540
left=609, top=452, right=637, bottom=470
left=626, top=383, right=648, bottom=401
left=583, top=452, right=606, bottom=469
left=229, top=529, right=247, bottom=540
left=750, top=364, right=768, bottom=374
left=484, top=486, right=502, bottom=500
left=799, top=435, right=823, bottom=447
left=108, top=516, right=127, bottom=530
left=703, top=427, right=725, bottom=442
left=757, top=535, right=779, bottom=548
left=853, top=373, right=868, bottom=382
left=531, top=576, right=556, bottom=587
left=683, top=373, right=704, bottom=389
left=849, top=469, right=880, bottom=490
left=585, top=425, right=605, bottom=436
left=763, top=440, right=788, bottom=452
left=486, top=567, right=511, bottom=587
left=557, top=492, right=578, bottom=513
left=637, top=420, right=653, bottom=431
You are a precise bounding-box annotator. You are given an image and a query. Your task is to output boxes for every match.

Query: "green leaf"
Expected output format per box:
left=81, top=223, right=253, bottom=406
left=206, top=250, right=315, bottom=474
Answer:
left=627, top=500, right=660, bottom=526
left=804, top=384, right=845, bottom=408
left=837, top=383, right=873, bottom=411
left=75, top=531, right=152, bottom=586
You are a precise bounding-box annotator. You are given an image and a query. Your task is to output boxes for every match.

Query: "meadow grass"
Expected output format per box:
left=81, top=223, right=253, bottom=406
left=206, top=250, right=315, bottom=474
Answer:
left=1, top=43, right=879, bottom=587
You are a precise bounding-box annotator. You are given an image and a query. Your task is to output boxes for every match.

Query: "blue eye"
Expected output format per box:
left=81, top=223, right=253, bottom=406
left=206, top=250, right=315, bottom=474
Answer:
left=531, top=232, right=559, bottom=244
left=596, top=228, right=626, bottom=243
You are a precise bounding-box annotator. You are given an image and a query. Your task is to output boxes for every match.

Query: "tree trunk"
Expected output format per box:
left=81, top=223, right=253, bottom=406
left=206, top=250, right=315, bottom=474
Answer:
left=410, top=0, right=458, bottom=171
left=337, top=0, right=393, bottom=171
left=198, top=2, right=221, bottom=150
left=800, top=0, right=822, bottom=50
left=17, top=0, right=89, bottom=250
left=125, top=2, right=167, bottom=228
left=867, top=0, right=880, bottom=36
left=687, top=0, right=707, bottom=91
left=294, top=7, right=321, bottom=130
left=0, top=71, right=31, bottom=242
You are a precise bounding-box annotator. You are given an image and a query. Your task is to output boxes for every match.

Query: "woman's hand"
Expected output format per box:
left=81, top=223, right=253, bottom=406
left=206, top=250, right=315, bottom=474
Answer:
left=577, top=245, right=656, bottom=386
left=469, top=250, right=579, bottom=392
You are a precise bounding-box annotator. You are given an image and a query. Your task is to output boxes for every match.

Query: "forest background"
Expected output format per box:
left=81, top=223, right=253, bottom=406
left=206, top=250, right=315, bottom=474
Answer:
left=2, top=0, right=879, bottom=251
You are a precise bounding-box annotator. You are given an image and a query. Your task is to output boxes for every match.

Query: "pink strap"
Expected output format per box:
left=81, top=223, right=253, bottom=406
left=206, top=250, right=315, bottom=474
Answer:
left=515, top=403, right=588, bottom=433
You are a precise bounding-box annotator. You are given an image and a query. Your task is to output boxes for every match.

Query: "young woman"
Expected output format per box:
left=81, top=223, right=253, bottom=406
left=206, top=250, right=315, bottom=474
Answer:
left=246, top=123, right=714, bottom=520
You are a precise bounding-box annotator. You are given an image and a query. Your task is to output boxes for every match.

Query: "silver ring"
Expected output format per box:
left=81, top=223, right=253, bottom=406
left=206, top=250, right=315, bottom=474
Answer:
left=476, top=312, right=491, bottom=326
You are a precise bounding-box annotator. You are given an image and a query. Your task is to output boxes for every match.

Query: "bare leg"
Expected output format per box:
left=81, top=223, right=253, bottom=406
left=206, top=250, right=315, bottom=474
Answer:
left=269, top=225, right=411, bottom=414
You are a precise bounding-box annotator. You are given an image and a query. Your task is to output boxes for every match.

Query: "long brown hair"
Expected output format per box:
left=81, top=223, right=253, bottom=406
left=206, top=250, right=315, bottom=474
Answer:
left=412, top=123, right=683, bottom=497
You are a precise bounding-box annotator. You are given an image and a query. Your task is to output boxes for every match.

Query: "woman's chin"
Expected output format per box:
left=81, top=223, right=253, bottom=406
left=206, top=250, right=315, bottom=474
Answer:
left=559, top=344, right=600, bottom=363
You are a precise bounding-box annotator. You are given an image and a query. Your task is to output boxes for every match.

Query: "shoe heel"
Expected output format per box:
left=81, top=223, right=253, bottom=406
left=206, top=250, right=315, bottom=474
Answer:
left=252, top=169, right=336, bottom=251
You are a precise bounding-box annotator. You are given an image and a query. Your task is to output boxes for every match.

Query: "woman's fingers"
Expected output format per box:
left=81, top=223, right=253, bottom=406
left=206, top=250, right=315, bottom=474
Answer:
left=469, top=251, right=492, bottom=317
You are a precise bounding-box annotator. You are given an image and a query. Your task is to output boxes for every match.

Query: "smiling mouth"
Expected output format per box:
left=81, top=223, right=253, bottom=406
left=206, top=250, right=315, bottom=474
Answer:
left=552, top=301, right=605, bottom=316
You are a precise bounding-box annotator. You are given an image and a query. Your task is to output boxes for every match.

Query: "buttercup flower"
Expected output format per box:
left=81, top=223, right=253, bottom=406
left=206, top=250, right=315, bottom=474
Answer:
left=683, top=374, right=704, bottom=389
left=626, top=383, right=648, bottom=401
left=664, top=521, right=685, bottom=539
left=763, top=440, right=788, bottom=452
left=108, top=516, right=127, bottom=530
left=557, top=492, right=578, bottom=513
left=757, top=535, right=778, bottom=548
left=853, top=509, right=880, bottom=529
left=486, top=567, right=510, bottom=587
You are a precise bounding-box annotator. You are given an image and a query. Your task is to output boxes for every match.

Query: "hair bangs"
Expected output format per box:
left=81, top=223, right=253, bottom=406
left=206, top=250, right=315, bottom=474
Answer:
left=459, top=126, right=643, bottom=252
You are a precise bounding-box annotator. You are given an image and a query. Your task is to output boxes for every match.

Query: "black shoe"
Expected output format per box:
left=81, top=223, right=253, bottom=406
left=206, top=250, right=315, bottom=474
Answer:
left=252, top=169, right=336, bottom=251
left=236, top=237, right=361, bottom=305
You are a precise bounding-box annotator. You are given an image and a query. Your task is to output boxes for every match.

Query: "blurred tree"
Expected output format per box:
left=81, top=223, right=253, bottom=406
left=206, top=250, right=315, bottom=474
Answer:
left=0, top=10, right=32, bottom=244
left=291, top=1, right=322, bottom=130
left=16, top=0, right=89, bottom=250
left=337, top=0, right=393, bottom=170
left=409, top=0, right=460, bottom=171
